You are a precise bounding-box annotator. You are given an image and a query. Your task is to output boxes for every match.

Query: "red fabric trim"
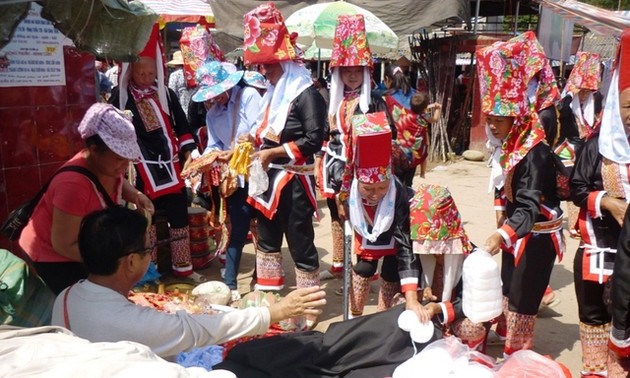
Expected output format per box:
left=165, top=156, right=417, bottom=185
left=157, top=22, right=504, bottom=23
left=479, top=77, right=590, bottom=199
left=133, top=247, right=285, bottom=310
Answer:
left=256, top=276, right=285, bottom=287
left=135, top=161, right=185, bottom=200
left=247, top=172, right=294, bottom=220
left=609, top=339, right=630, bottom=359
left=443, top=301, right=455, bottom=324
left=499, top=224, right=518, bottom=245
left=587, top=191, right=602, bottom=219
left=178, top=133, right=194, bottom=147
left=401, top=283, right=417, bottom=293
left=494, top=198, right=506, bottom=207
left=286, top=141, right=303, bottom=161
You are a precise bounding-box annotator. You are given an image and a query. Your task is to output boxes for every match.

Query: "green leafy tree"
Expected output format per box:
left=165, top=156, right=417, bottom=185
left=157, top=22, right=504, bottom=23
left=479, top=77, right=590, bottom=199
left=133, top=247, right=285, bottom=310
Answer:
left=580, top=0, right=630, bottom=10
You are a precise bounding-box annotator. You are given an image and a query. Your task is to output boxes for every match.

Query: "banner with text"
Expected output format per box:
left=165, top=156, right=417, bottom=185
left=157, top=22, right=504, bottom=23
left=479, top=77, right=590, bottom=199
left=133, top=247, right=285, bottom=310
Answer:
left=0, top=3, right=67, bottom=87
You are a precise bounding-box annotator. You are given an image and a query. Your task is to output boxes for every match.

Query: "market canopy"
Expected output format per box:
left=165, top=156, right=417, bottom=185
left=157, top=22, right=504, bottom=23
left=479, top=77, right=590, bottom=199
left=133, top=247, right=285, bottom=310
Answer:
left=537, top=0, right=630, bottom=36
left=134, top=0, right=215, bottom=27
left=207, top=0, right=470, bottom=41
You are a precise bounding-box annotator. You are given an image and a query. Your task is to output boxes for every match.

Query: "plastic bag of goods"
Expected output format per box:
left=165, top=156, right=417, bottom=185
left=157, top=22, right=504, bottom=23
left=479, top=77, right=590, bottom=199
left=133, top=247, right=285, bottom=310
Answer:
left=496, top=350, right=568, bottom=378
left=462, top=248, right=503, bottom=323
left=248, top=158, right=269, bottom=197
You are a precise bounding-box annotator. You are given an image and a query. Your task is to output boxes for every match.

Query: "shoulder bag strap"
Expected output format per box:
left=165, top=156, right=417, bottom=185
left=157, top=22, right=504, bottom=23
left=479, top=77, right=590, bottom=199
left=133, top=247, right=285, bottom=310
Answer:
left=229, top=87, right=243, bottom=149
left=60, top=166, right=117, bottom=208
left=27, top=165, right=88, bottom=208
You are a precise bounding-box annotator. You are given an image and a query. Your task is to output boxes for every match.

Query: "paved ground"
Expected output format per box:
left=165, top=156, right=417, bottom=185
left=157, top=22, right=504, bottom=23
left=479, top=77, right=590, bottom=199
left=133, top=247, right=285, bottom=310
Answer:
left=193, top=157, right=583, bottom=376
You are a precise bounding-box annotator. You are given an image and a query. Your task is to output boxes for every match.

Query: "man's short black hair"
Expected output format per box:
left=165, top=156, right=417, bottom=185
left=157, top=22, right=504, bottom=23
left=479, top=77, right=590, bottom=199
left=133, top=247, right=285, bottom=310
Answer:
left=79, top=206, right=148, bottom=275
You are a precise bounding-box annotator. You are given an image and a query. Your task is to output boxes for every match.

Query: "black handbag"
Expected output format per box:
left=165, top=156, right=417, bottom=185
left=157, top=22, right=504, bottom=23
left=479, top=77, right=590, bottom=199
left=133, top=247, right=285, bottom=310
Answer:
left=1, top=166, right=116, bottom=241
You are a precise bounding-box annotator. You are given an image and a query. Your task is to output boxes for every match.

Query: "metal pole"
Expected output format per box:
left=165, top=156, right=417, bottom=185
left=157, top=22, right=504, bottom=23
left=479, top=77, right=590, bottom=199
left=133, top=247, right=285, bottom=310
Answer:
left=473, top=0, right=481, bottom=34
left=514, top=1, right=521, bottom=35
left=317, top=48, right=322, bottom=78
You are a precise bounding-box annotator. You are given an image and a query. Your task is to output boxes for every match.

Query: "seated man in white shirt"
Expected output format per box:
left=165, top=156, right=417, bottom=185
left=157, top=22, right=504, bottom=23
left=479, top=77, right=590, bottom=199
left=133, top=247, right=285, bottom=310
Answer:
left=51, top=206, right=325, bottom=360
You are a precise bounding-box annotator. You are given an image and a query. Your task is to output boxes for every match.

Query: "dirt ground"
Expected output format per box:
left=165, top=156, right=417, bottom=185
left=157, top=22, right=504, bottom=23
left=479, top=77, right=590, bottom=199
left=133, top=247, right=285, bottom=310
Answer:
left=172, top=156, right=582, bottom=376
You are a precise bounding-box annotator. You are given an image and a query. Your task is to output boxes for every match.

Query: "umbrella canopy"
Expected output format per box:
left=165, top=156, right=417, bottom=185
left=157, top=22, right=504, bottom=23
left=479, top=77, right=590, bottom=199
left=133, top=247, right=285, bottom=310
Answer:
left=303, top=43, right=332, bottom=61
left=134, top=0, right=214, bottom=25
left=285, top=1, right=398, bottom=54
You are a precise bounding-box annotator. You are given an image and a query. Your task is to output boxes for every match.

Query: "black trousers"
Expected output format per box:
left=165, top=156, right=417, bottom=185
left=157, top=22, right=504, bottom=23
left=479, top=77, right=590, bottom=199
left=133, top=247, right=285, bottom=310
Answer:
left=574, top=247, right=610, bottom=325
left=215, top=304, right=439, bottom=378
left=501, top=233, right=556, bottom=315
left=256, top=178, right=319, bottom=272
left=151, top=190, right=189, bottom=228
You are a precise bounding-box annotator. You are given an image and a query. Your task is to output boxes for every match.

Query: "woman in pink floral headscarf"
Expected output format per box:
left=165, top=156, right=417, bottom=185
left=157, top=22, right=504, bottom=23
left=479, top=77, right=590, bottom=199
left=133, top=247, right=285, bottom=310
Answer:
left=477, top=35, right=565, bottom=357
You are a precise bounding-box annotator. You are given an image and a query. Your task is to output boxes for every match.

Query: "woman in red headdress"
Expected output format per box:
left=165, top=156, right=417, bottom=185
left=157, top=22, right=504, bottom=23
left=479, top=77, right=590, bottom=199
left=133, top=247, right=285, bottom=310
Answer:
left=315, top=14, right=394, bottom=283
left=477, top=35, right=565, bottom=357
left=109, top=25, right=200, bottom=282
left=240, top=3, right=327, bottom=329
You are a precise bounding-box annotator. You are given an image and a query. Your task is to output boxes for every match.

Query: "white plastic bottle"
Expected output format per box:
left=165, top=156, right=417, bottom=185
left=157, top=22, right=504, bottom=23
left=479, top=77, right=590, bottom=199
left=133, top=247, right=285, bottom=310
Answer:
left=462, top=248, right=503, bottom=323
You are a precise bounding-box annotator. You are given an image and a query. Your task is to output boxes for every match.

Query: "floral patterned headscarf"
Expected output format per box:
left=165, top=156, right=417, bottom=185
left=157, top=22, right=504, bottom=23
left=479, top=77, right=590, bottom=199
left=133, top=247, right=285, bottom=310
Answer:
left=476, top=36, right=547, bottom=178
left=243, top=2, right=300, bottom=65
left=564, top=52, right=601, bottom=95
left=510, top=32, right=560, bottom=111
left=329, top=14, right=372, bottom=116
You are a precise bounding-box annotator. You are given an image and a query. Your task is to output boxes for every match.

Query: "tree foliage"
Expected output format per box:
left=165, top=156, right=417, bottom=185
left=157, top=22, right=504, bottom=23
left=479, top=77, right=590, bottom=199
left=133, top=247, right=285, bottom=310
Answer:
left=580, top=0, right=630, bottom=10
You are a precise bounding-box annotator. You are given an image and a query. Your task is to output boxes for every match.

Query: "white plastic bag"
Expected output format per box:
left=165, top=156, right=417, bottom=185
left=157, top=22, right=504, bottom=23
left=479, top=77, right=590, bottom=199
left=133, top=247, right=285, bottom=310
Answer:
left=462, top=248, right=503, bottom=323
left=393, top=336, right=496, bottom=378
left=248, top=158, right=269, bottom=197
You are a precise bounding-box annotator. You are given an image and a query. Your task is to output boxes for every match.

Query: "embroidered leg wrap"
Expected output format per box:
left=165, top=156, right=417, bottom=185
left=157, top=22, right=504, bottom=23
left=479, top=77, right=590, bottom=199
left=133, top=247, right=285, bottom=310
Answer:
left=330, top=220, right=344, bottom=273
left=295, top=268, right=320, bottom=329
left=377, top=279, right=401, bottom=312
left=350, top=271, right=372, bottom=317
left=170, top=227, right=193, bottom=276
left=254, top=251, right=284, bottom=291
left=579, top=322, right=610, bottom=377
left=503, top=311, right=536, bottom=356
left=495, top=296, right=509, bottom=337
left=148, top=224, right=158, bottom=265
left=451, top=318, right=488, bottom=350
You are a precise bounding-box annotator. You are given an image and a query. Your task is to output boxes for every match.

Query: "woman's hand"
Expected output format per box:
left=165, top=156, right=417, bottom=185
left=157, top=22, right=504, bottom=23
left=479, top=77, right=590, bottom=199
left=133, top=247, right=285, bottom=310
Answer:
left=268, top=286, right=326, bottom=324
left=406, top=299, right=433, bottom=324
left=135, top=191, right=155, bottom=216
left=253, top=147, right=285, bottom=171
left=314, top=156, right=322, bottom=188
left=336, top=198, right=349, bottom=222
left=217, top=150, right=233, bottom=163
left=238, top=133, right=254, bottom=145
left=601, top=196, right=628, bottom=226
left=484, top=232, right=504, bottom=255
left=422, top=287, right=437, bottom=302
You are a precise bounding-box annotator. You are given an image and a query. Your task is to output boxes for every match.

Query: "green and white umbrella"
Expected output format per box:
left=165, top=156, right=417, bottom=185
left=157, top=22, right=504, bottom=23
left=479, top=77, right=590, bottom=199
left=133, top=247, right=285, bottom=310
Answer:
left=285, top=1, right=398, bottom=55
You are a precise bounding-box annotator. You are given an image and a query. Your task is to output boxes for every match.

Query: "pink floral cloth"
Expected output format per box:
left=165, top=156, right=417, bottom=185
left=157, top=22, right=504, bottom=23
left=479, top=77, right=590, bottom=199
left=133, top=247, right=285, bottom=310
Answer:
left=180, top=24, right=224, bottom=89
left=409, top=184, right=472, bottom=254
left=564, top=52, right=601, bottom=94
left=330, top=14, right=372, bottom=69
left=243, top=3, right=297, bottom=65
left=476, top=35, right=547, bottom=181
left=511, top=31, right=560, bottom=111
left=384, top=94, right=428, bottom=169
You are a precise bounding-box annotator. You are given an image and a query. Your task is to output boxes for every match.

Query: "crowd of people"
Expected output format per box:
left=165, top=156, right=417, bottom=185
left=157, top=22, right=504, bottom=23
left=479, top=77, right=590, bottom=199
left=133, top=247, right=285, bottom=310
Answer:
left=6, top=0, right=630, bottom=376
